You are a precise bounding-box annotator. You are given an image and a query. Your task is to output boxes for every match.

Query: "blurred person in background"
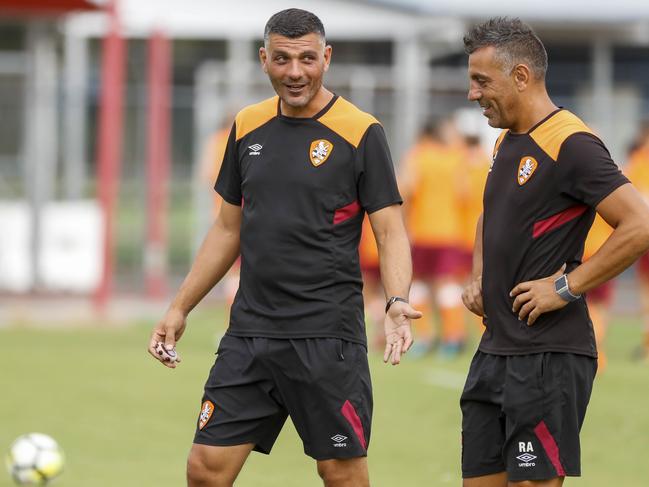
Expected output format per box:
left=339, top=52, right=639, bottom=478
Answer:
left=457, top=128, right=491, bottom=337
left=200, top=119, right=230, bottom=219
left=461, top=16, right=649, bottom=486
left=624, top=122, right=649, bottom=360
left=399, top=118, right=468, bottom=357
left=148, top=8, right=420, bottom=487
left=358, top=215, right=385, bottom=350
left=582, top=215, right=615, bottom=372
left=199, top=114, right=240, bottom=304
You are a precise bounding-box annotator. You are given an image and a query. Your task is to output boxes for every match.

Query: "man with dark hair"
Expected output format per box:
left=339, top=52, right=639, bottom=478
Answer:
left=460, top=16, right=649, bottom=487
left=148, top=8, right=420, bottom=487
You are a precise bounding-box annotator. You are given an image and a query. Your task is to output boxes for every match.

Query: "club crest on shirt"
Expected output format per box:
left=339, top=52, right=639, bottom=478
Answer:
left=517, top=156, right=538, bottom=185
left=309, top=139, right=333, bottom=167
left=198, top=400, right=214, bottom=430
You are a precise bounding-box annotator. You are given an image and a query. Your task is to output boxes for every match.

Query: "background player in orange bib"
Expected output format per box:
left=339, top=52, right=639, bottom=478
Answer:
left=400, top=118, right=468, bottom=356
left=458, top=130, right=491, bottom=337
left=583, top=214, right=615, bottom=372
left=624, top=124, right=649, bottom=360
left=359, top=215, right=385, bottom=349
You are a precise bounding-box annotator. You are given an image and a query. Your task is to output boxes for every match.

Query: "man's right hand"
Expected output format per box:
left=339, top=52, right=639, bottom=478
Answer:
left=462, top=275, right=485, bottom=317
left=148, top=308, right=187, bottom=368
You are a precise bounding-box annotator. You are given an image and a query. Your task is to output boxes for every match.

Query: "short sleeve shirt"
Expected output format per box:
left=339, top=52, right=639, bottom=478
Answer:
left=215, top=95, right=402, bottom=345
left=480, top=109, right=629, bottom=357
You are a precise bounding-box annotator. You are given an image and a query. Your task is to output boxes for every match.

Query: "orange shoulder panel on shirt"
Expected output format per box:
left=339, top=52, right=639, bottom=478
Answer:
left=493, top=130, right=508, bottom=158
left=529, top=110, right=595, bottom=162
left=235, top=96, right=278, bottom=141
left=317, top=97, right=380, bottom=148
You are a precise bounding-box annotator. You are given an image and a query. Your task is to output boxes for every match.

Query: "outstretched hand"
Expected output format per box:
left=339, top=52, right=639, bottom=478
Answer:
left=510, top=265, right=568, bottom=326
left=383, top=301, right=423, bottom=365
left=148, top=308, right=186, bottom=368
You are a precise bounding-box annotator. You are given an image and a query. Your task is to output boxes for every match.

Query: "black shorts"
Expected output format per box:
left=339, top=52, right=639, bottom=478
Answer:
left=193, top=335, right=372, bottom=460
left=460, top=351, right=597, bottom=481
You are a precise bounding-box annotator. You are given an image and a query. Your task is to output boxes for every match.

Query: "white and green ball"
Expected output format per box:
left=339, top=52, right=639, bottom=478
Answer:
left=5, top=433, right=64, bottom=485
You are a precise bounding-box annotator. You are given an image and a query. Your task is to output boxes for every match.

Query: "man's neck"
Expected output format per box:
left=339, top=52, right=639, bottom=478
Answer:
left=280, top=87, right=333, bottom=118
left=510, top=92, right=558, bottom=134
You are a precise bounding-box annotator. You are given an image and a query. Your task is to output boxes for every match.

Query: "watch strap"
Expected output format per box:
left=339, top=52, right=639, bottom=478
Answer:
left=554, top=274, right=580, bottom=302
left=385, top=296, right=408, bottom=313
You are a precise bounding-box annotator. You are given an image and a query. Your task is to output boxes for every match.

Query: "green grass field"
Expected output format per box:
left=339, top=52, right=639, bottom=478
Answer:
left=2, top=307, right=648, bottom=486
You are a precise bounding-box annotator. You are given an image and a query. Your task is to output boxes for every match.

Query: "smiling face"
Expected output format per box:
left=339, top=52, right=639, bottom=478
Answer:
left=467, top=46, right=520, bottom=130
left=260, top=33, right=332, bottom=117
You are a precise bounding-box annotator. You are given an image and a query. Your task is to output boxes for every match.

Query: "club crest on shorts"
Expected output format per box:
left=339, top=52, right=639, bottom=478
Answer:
left=198, top=401, right=214, bottom=430
left=309, top=139, right=333, bottom=167
left=518, top=156, right=538, bottom=185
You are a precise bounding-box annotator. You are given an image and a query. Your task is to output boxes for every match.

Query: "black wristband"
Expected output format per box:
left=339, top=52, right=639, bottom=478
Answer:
left=385, top=296, right=408, bottom=313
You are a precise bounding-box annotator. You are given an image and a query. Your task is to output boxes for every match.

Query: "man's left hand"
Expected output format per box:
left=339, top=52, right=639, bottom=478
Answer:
left=383, top=301, right=423, bottom=365
left=510, top=266, right=568, bottom=326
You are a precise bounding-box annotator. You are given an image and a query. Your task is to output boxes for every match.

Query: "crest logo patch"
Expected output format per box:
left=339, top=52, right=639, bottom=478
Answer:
left=518, top=156, right=538, bottom=185
left=198, top=401, right=214, bottom=430
left=309, top=139, right=333, bottom=167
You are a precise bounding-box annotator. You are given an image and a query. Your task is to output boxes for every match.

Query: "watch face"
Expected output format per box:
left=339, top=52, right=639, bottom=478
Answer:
left=554, top=275, right=565, bottom=292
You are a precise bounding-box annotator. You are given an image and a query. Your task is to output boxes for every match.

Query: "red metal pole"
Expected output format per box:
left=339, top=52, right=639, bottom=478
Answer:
left=94, top=0, right=125, bottom=309
left=144, top=30, right=171, bottom=299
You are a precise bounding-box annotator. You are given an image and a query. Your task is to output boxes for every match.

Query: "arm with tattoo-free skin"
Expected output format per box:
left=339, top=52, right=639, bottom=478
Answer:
left=511, top=184, right=649, bottom=325
left=147, top=201, right=242, bottom=367
left=462, top=213, right=485, bottom=317
left=368, top=204, right=422, bottom=365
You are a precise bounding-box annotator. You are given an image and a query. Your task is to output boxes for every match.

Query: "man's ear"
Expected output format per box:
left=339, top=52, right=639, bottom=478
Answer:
left=259, top=47, right=268, bottom=74
left=323, top=44, right=332, bottom=73
left=513, top=63, right=531, bottom=91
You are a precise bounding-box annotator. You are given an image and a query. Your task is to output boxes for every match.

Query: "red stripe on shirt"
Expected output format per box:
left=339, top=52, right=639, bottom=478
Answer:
left=534, top=421, right=566, bottom=476
left=341, top=400, right=367, bottom=450
left=532, top=204, right=588, bottom=239
left=333, top=200, right=361, bottom=225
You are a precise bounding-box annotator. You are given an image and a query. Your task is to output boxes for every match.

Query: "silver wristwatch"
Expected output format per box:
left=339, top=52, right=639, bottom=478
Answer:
left=554, top=274, right=581, bottom=302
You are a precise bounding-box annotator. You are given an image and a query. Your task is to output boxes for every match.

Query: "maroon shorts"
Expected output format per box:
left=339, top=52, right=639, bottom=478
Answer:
left=586, top=280, right=614, bottom=305
left=412, top=245, right=465, bottom=279
left=459, top=250, right=474, bottom=276
left=638, top=253, right=649, bottom=278
left=361, top=264, right=380, bottom=282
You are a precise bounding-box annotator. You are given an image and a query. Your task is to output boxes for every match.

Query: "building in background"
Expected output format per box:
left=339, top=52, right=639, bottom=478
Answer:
left=2, top=0, right=649, bottom=294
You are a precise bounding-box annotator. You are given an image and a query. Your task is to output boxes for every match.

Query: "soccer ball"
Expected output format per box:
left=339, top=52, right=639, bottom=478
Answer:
left=5, top=433, right=64, bottom=485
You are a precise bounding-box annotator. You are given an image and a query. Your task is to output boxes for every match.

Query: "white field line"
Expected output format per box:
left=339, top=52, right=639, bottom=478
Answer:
left=423, top=368, right=467, bottom=391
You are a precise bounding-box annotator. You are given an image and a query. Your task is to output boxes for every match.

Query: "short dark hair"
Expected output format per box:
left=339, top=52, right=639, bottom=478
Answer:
left=264, top=8, right=326, bottom=45
left=463, top=17, right=548, bottom=80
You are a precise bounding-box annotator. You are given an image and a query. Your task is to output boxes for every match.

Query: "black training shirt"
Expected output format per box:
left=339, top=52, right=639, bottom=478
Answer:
left=215, top=95, right=402, bottom=345
left=480, top=109, right=629, bottom=357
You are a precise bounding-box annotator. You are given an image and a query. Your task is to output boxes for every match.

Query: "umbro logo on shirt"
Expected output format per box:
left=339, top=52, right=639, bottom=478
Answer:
left=248, top=144, right=263, bottom=155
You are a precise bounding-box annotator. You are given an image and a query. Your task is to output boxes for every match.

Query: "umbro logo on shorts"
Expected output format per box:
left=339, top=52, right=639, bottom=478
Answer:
left=331, top=434, right=348, bottom=447
left=248, top=144, right=263, bottom=155
left=516, top=441, right=537, bottom=467
left=516, top=453, right=537, bottom=462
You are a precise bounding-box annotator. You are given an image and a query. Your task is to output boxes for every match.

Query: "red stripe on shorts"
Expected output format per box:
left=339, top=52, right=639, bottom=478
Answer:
left=534, top=420, right=566, bottom=476
left=341, top=400, right=367, bottom=450
left=333, top=200, right=361, bottom=225
left=532, top=204, right=587, bottom=239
